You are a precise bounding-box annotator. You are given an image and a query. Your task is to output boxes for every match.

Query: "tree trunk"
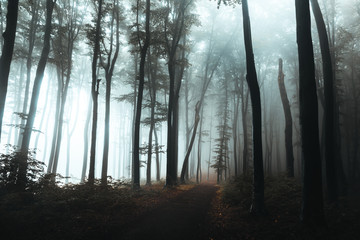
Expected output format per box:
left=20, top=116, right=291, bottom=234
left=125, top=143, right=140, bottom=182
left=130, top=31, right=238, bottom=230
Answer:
left=19, top=0, right=55, bottom=189
left=241, top=0, right=266, bottom=215
left=133, top=0, right=150, bottom=188
left=310, top=0, right=338, bottom=203
left=88, top=0, right=103, bottom=186
left=295, top=0, right=325, bottom=226
left=180, top=102, right=200, bottom=183
left=277, top=58, right=295, bottom=177
left=0, top=0, right=19, bottom=142
left=101, top=2, right=120, bottom=186
left=81, top=95, right=92, bottom=183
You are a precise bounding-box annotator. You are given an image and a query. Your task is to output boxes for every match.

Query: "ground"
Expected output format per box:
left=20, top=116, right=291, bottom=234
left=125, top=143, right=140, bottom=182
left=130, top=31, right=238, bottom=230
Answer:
left=0, top=177, right=359, bottom=240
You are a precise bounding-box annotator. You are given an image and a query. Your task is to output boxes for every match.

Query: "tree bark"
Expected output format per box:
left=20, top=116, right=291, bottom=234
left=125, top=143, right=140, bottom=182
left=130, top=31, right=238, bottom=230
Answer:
left=101, top=1, right=120, bottom=186
left=0, top=0, right=19, bottom=142
left=310, top=0, right=337, bottom=203
left=88, top=0, right=103, bottom=186
left=295, top=0, right=325, bottom=226
left=133, top=0, right=150, bottom=188
left=241, top=0, right=266, bottom=215
left=277, top=58, right=295, bottom=177
left=19, top=0, right=55, bottom=188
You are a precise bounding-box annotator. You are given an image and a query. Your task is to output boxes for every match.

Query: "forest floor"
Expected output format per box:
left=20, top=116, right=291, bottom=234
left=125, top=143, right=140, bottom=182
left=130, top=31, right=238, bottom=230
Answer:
left=0, top=176, right=360, bottom=240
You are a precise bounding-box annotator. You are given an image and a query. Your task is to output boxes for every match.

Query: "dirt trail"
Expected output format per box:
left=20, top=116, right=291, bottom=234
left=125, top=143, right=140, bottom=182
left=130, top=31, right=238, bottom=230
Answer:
left=114, top=183, right=219, bottom=240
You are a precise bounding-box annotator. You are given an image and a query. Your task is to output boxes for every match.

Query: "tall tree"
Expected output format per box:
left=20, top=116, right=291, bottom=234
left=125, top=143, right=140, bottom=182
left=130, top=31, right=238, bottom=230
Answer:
left=310, top=0, right=337, bottom=203
left=19, top=0, right=56, bottom=188
left=295, top=0, right=325, bottom=226
left=17, top=0, right=41, bottom=148
left=241, top=0, right=265, bottom=215
left=47, top=0, right=81, bottom=179
left=277, top=58, right=295, bottom=177
left=164, top=0, right=195, bottom=186
left=0, top=0, right=19, bottom=142
left=88, top=0, right=103, bottom=186
left=133, top=0, right=150, bottom=188
left=100, top=0, right=121, bottom=186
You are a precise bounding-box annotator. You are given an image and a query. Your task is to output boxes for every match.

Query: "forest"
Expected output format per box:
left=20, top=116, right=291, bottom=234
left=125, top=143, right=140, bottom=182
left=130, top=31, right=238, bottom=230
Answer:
left=0, top=0, right=359, bottom=239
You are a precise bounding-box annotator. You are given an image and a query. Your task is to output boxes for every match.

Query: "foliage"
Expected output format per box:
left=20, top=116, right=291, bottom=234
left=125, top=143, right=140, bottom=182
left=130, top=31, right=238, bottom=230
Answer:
left=0, top=147, right=45, bottom=192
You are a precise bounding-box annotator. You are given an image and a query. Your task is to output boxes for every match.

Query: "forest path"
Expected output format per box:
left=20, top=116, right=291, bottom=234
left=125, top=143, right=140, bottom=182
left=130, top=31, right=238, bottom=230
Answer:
left=115, top=183, right=219, bottom=240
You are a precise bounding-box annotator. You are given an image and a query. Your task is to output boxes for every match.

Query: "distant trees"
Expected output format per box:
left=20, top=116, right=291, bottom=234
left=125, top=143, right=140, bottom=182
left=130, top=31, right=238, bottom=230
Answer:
left=0, top=0, right=19, bottom=142
left=47, top=0, right=82, bottom=180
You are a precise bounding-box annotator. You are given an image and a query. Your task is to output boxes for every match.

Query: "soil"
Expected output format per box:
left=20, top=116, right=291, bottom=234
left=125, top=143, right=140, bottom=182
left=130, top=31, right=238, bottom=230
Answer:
left=114, top=183, right=219, bottom=240
left=1, top=180, right=359, bottom=240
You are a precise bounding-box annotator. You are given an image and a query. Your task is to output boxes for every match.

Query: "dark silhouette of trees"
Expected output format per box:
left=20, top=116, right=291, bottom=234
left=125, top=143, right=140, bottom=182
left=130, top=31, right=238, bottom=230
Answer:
left=241, top=0, right=266, bottom=215
left=133, top=0, right=150, bottom=188
left=47, top=0, right=82, bottom=180
left=88, top=0, right=103, bottom=186
left=19, top=0, right=56, bottom=188
left=0, top=0, right=19, bottom=142
left=277, top=58, right=295, bottom=178
left=295, top=0, right=325, bottom=226
left=310, top=0, right=337, bottom=203
left=100, top=0, right=121, bottom=186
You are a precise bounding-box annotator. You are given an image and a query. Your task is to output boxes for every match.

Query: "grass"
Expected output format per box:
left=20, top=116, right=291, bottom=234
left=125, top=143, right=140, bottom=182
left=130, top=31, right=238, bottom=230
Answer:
left=211, top=174, right=360, bottom=240
left=0, top=180, right=195, bottom=240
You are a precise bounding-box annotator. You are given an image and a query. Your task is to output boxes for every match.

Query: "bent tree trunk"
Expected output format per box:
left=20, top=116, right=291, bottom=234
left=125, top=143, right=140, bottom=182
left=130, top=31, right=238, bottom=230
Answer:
left=0, top=0, right=19, bottom=142
left=295, top=0, right=325, bottom=226
left=310, top=0, right=337, bottom=203
left=19, top=0, right=55, bottom=188
left=277, top=58, right=295, bottom=177
left=180, top=102, right=200, bottom=183
left=241, top=0, right=266, bottom=215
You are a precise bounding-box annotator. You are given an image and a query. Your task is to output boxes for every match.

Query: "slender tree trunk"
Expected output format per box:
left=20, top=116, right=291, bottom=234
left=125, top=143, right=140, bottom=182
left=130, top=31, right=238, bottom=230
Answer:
left=88, top=0, right=103, bottom=185
left=295, top=0, right=325, bottom=226
left=18, top=0, right=40, bottom=148
left=0, top=0, right=19, bottom=142
left=81, top=95, right=92, bottom=183
left=101, top=1, right=120, bottom=186
left=277, top=58, right=295, bottom=177
left=241, top=0, right=266, bottom=215
left=196, top=106, right=204, bottom=184
left=19, top=0, right=55, bottom=189
left=133, top=0, right=150, bottom=188
left=180, top=102, right=200, bottom=183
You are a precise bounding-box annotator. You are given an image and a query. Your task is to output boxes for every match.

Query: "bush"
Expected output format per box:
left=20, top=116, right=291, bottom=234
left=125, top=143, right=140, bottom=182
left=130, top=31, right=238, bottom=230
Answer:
left=0, top=147, right=45, bottom=192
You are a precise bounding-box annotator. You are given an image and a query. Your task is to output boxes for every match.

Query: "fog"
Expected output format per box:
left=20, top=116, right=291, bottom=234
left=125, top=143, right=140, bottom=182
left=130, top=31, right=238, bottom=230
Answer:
left=0, top=0, right=359, bottom=185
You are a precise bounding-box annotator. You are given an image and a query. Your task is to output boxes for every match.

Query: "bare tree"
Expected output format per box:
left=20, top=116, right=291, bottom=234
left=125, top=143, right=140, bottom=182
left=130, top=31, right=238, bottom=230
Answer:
left=295, top=0, right=325, bottom=226
left=0, top=0, right=19, bottom=142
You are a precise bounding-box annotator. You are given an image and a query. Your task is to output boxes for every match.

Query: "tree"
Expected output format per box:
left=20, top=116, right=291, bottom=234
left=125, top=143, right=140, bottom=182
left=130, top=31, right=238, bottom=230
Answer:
left=0, top=0, right=19, bottom=142
left=18, top=0, right=56, bottom=188
left=295, top=0, right=325, bottom=226
left=88, top=0, right=103, bottom=186
left=47, top=0, right=82, bottom=180
left=17, top=0, right=42, bottom=148
left=100, top=0, right=121, bottom=186
left=310, top=0, right=337, bottom=203
left=241, top=0, right=266, bottom=215
left=164, top=0, right=196, bottom=186
left=277, top=58, right=295, bottom=177
left=133, top=0, right=150, bottom=188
